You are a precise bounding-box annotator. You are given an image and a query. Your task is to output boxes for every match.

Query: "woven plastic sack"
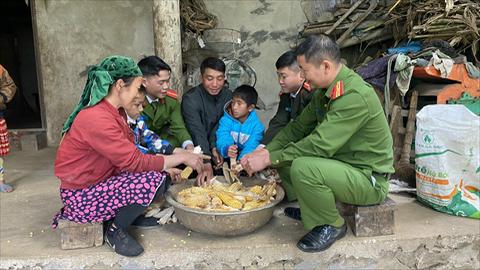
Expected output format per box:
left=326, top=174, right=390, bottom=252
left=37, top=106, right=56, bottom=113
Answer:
left=415, top=105, right=479, bottom=219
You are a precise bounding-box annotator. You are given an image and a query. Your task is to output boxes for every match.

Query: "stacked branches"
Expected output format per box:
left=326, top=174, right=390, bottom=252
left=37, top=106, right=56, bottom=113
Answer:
left=302, top=0, right=479, bottom=57
left=180, top=0, right=218, bottom=34
left=388, top=0, right=479, bottom=58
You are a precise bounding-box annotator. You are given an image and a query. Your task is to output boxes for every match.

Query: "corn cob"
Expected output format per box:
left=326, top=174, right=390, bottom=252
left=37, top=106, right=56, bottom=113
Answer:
left=180, top=166, right=193, bottom=180
left=243, top=200, right=267, bottom=210
left=215, top=191, right=243, bottom=209
left=228, top=182, right=242, bottom=192
left=211, top=195, right=223, bottom=207
left=249, top=185, right=263, bottom=195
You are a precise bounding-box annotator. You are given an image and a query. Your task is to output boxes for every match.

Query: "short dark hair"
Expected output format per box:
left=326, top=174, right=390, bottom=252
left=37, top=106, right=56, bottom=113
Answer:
left=295, top=35, right=341, bottom=64
left=137, top=56, right=171, bottom=76
left=233, top=85, right=258, bottom=106
left=200, top=57, right=225, bottom=75
left=138, top=85, right=147, bottom=95
left=275, top=51, right=299, bottom=70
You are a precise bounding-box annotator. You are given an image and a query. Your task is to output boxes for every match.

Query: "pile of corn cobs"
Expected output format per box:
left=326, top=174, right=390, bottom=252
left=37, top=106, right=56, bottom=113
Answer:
left=175, top=179, right=277, bottom=212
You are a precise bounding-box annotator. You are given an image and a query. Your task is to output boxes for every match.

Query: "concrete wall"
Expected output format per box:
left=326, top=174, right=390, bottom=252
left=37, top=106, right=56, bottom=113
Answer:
left=33, top=0, right=155, bottom=145
left=204, top=0, right=306, bottom=125
left=34, top=0, right=305, bottom=145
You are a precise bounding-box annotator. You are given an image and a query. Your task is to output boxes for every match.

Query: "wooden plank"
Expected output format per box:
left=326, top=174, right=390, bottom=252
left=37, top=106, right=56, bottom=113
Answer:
left=58, top=220, right=103, bottom=250
left=337, top=197, right=396, bottom=237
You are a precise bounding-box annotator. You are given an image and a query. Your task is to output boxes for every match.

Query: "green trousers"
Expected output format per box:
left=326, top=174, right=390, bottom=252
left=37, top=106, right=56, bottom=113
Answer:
left=277, top=157, right=389, bottom=230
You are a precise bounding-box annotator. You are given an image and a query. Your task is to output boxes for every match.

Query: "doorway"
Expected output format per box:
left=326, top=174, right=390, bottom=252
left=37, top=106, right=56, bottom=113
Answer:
left=0, top=0, right=42, bottom=129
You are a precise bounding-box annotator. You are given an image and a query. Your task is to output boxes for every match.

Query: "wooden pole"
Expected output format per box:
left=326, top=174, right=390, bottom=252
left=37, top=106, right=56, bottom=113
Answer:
left=152, top=0, right=183, bottom=96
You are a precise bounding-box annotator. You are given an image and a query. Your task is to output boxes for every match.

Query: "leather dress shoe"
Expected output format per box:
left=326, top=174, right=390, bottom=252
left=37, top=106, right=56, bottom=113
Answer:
left=297, top=223, right=347, bottom=252
left=284, top=207, right=301, bottom=221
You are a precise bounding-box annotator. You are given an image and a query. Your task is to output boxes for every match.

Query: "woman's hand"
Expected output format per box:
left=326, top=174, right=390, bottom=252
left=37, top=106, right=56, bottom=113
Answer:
left=162, top=152, right=210, bottom=173
left=166, top=168, right=183, bottom=184
left=173, top=147, right=186, bottom=154
left=183, top=152, right=210, bottom=173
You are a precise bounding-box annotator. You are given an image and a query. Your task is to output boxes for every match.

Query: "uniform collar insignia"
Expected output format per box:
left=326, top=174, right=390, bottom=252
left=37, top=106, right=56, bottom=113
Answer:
left=329, top=81, right=344, bottom=100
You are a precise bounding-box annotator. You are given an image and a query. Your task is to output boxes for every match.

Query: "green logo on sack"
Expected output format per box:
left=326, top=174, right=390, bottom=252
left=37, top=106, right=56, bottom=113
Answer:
left=423, top=133, right=434, bottom=144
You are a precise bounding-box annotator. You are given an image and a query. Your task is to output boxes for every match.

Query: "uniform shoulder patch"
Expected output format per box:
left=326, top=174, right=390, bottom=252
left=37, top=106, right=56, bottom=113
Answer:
left=329, top=81, right=344, bottom=100
left=303, top=82, right=312, bottom=91
left=166, top=90, right=178, bottom=99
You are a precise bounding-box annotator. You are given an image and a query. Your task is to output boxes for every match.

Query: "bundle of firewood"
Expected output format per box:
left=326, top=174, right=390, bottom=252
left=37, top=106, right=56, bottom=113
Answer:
left=388, top=0, right=479, bottom=60
left=301, top=0, right=479, bottom=59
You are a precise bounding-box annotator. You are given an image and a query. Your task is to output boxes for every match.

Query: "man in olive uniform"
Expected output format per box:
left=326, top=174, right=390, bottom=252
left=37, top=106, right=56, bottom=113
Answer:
left=241, top=35, right=394, bottom=252
left=138, top=56, right=194, bottom=150
left=261, top=51, right=315, bottom=145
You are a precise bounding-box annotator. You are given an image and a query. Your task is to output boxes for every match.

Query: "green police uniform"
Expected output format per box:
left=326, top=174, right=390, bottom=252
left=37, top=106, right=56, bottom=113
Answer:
left=262, top=82, right=315, bottom=144
left=266, top=65, right=394, bottom=230
left=142, top=91, right=192, bottom=148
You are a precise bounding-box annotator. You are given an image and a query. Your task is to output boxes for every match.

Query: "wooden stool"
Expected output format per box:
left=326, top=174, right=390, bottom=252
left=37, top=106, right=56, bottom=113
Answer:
left=57, top=220, right=104, bottom=250
left=337, top=197, right=396, bottom=237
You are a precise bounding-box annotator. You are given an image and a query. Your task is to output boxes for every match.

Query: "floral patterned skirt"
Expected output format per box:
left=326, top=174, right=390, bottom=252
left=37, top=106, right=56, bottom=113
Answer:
left=52, top=170, right=166, bottom=228
left=0, top=117, right=9, bottom=156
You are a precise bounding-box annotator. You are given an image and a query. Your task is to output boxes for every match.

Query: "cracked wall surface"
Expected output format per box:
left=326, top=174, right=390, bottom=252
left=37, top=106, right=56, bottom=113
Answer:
left=34, top=0, right=306, bottom=145
left=204, top=0, right=306, bottom=126
left=33, top=0, right=154, bottom=145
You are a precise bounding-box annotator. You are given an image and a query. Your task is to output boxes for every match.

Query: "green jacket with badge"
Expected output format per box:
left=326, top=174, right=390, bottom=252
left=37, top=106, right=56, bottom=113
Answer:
left=142, top=94, right=192, bottom=148
left=266, top=65, right=394, bottom=174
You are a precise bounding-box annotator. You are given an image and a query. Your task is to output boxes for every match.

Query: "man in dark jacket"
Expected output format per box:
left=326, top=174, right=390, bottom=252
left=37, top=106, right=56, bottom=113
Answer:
left=262, top=51, right=314, bottom=145
left=181, top=57, right=232, bottom=185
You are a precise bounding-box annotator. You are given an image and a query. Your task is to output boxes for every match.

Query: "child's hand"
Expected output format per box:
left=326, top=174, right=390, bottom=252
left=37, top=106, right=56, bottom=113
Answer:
left=185, top=144, right=194, bottom=151
left=227, top=145, right=238, bottom=159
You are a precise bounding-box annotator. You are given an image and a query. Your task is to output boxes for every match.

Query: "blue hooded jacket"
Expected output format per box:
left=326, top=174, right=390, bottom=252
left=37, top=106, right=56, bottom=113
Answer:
left=216, top=101, right=264, bottom=159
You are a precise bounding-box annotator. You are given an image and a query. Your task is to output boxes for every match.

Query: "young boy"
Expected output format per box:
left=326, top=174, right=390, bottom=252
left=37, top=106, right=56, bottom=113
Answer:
left=125, top=89, right=175, bottom=156
left=216, top=85, right=264, bottom=161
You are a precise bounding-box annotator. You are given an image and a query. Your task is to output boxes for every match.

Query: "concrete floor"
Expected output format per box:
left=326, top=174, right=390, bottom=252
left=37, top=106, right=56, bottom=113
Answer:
left=0, top=148, right=479, bottom=269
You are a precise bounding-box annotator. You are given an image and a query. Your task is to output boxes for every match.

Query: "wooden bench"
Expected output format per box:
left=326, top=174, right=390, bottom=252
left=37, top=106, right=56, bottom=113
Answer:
left=57, top=220, right=104, bottom=250
left=337, top=196, right=396, bottom=237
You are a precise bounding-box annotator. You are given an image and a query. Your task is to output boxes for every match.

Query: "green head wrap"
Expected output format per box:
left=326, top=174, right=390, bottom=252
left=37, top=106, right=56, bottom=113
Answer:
left=62, top=55, right=142, bottom=134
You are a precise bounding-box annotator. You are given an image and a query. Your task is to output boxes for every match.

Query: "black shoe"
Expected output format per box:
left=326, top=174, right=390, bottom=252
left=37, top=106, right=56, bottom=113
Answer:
left=284, top=207, right=301, bottom=221
left=132, top=215, right=160, bottom=228
left=297, top=223, right=347, bottom=253
left=105, top=223, right=144, bottom=257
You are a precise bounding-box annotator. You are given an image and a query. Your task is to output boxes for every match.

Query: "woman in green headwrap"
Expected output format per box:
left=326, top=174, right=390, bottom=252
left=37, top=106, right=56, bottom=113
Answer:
left=53, top=56, right=208, bottom=257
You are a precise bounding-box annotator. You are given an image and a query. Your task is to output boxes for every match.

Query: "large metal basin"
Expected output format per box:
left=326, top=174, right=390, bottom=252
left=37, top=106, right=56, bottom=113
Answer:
left=165, top=177, right=284, bottom=236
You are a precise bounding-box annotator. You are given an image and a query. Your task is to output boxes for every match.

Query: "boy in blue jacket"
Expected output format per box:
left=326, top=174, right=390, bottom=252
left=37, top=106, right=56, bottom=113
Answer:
left=216, top=85, right=264, bottom=161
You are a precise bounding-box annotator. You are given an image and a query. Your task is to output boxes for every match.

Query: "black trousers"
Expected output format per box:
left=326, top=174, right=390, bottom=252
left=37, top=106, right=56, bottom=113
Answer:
left=112, top=176, right=170, bottom=229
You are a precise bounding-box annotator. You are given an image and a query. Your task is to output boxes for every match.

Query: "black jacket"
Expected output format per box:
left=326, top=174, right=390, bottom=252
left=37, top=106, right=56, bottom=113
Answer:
left=181, top=84, right=232, bottom=157
left=262, top=85, right=315, bottom=144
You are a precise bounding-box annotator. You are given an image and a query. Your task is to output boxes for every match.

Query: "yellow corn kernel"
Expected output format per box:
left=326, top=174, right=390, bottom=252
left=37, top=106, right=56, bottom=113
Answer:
left=249, top=185, right=262, bottom=195
left=189, top=186, right=207, bottom=195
